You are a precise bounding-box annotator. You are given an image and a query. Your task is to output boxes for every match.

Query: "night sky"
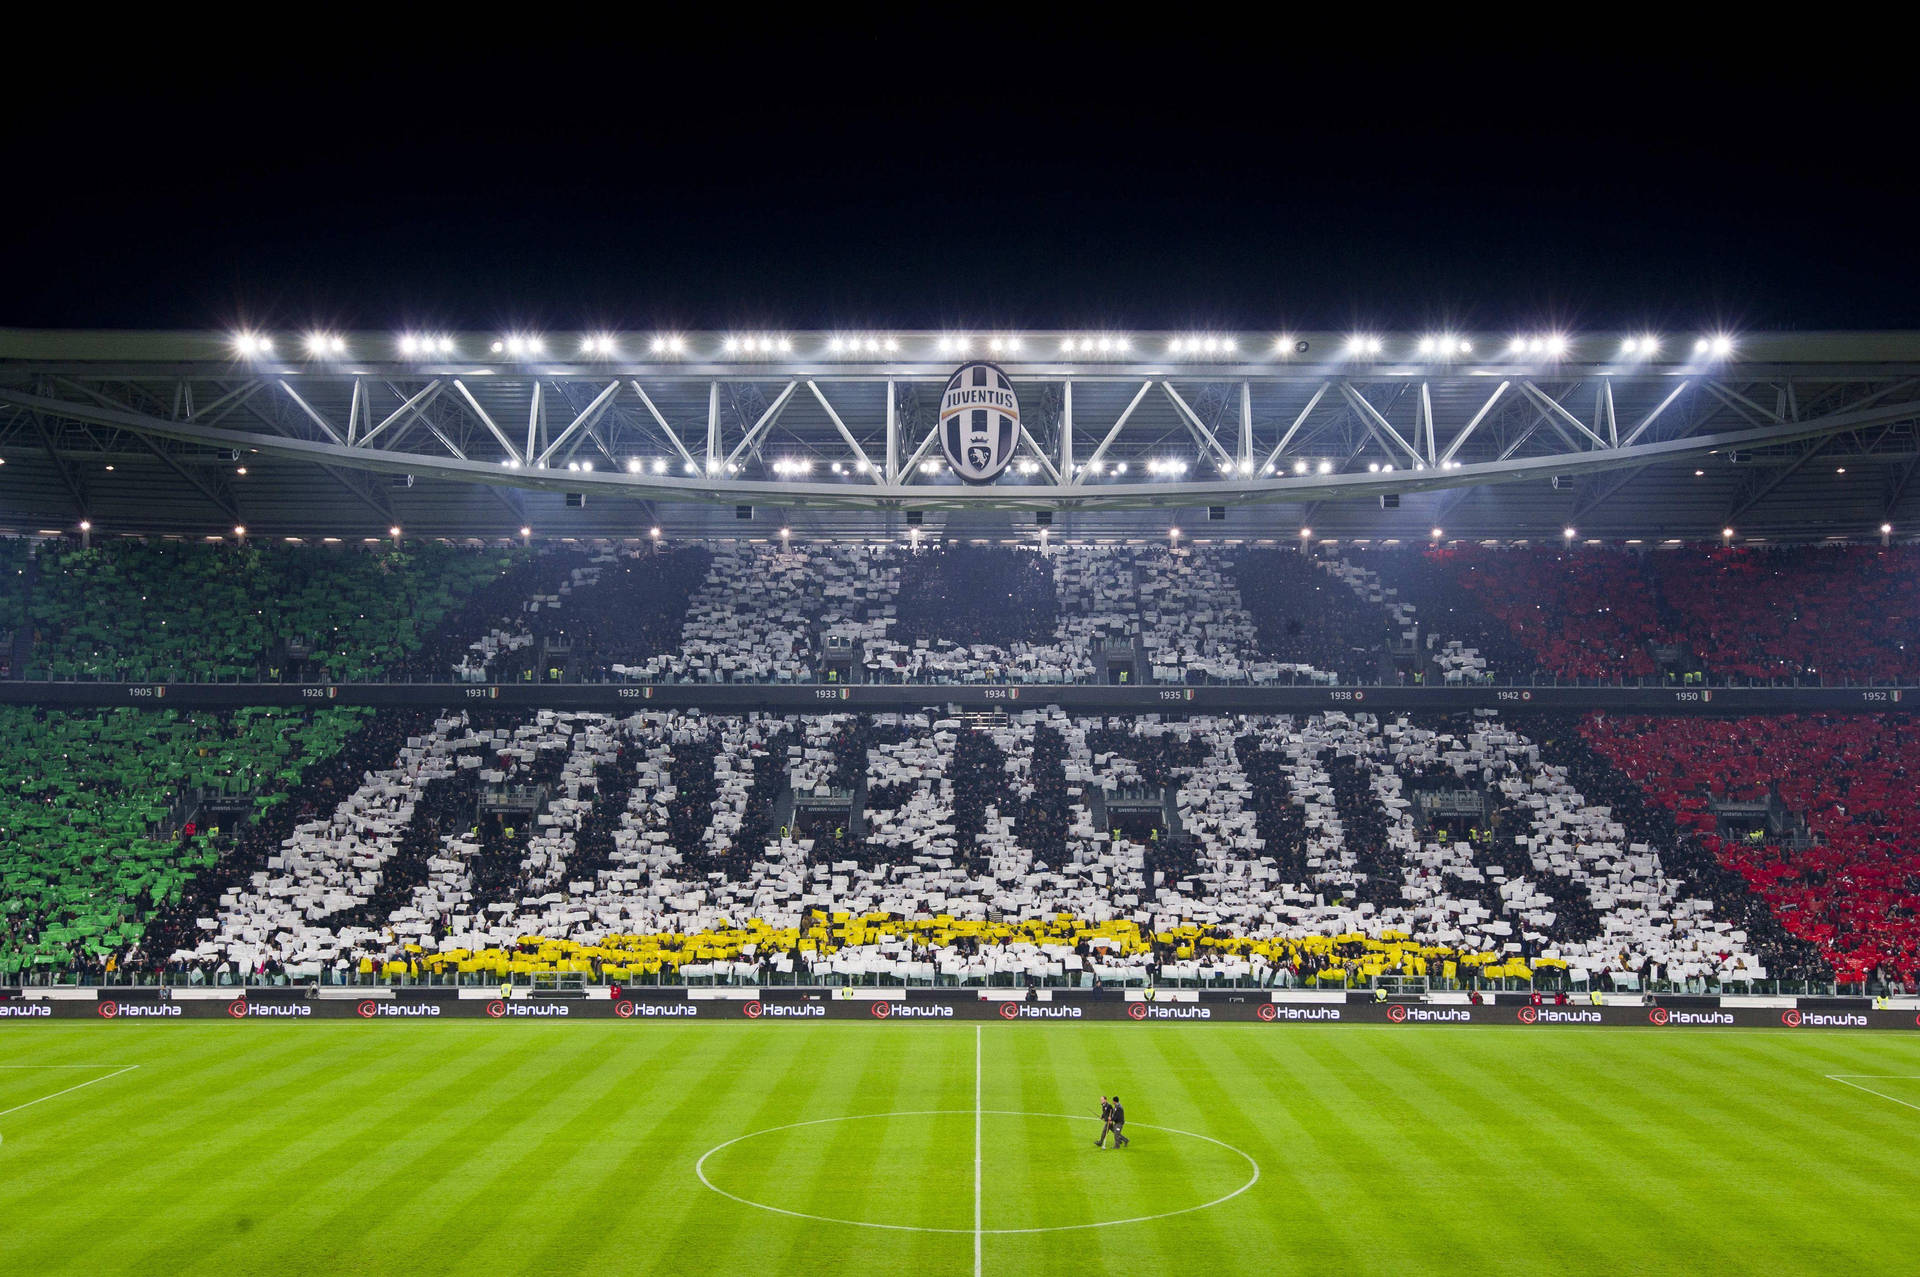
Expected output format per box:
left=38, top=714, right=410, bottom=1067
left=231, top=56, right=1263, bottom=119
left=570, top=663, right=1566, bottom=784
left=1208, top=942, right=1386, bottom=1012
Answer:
left=8, top=23, right=1912, bottom=333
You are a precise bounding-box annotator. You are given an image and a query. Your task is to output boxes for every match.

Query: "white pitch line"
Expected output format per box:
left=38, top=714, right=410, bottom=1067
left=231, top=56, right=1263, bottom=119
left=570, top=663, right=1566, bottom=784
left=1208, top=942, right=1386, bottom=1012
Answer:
left=0, top=1064, right=139, bottom=1118
left=1825, top=1074, right=1920, bottom=1113
left=974, top=1025, right=983, bottom=1277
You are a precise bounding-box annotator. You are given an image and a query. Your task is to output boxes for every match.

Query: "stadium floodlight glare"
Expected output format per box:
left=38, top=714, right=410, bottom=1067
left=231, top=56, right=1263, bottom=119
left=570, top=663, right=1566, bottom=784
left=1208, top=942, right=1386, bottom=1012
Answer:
left=1723, top=527, right=1735, bottom=539
left=233, top=525, right=247, bottom=537
left=579, top=334, right=618, bottom=356
left=626, top=458, right=643, bottom=474
left=304, top=332, right=346, bottom=357
left=779, top=527, right=791, bottom=539
left=233, top=333, right=274, bottom=357
left=1882, top=523, right=1894, bottom=535
left=1169, top=336, right=1237, bottom=357
left=78, top=519, right=91, bottom=532
left=650, top=526, right=661, bottom=539
left=1563, top=527, right=1577, bottom=540
left=1367, top=462, right=1381, bottom=473
left=1345, top=335, right=1383, bottom=357
left=1317, top=460, right=1333, bottom=474
left=651, top=458, right=668, bottom=475
left=649, top=335, right=687, bottom=355
left=1431, top=528, right=1444, bottom=539
left=1114, top=462, right=1128, bottom=475
left=936, top=334, right=972, bottom=356
left=1694, top=333, right=1735, bottom=358
left=389, top=525, right=402, bottom=538
left=987, top=335, right=1023, bottom=354
left=1292, top=459, right=1308, bottom=475
left=1299, top=527, right=1312, bottom=539
left=1168, top=527, right=1180, bottom=539
left=1237, top=458, right=1253, bottom=474
left=519, top=526, right=532, bottom=538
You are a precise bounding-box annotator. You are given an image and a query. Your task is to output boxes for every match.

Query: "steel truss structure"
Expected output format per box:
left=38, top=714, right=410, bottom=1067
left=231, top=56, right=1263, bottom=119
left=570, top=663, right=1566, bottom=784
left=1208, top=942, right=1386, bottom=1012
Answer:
left=4, top=329, right=1920, bottom=540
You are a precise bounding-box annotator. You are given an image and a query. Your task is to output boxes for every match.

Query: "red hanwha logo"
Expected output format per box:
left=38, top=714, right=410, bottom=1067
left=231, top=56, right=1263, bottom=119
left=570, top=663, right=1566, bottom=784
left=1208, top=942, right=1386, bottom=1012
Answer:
left=1517, top=1007, right=1539, bottom=1024
left=485, top=1000, right=507, bottom=1019
left=614, top=1000, right=634, bottom=1019
left=96, top=1001, right=119, bottom=1019
left=1648, top=1007, right=1670, bottom=1025
left=1126, top=1003, right=1148, bottom=1020
left=1781, top=1009, right=1803, bottom=1027
left=1386, top=1004, right=1408, bottom=1023
left=742, top=1000, right=764, bottom=1019
left=356, top=1001, right=379, bottom=1019
left=869, top=1001, right=892, bottom=1019
left=998, top=1002, right=1021, bottom=1020
left=1256, top=1003, right=1277, bottom=1022
left=226, top=999, right=249, bottom=1018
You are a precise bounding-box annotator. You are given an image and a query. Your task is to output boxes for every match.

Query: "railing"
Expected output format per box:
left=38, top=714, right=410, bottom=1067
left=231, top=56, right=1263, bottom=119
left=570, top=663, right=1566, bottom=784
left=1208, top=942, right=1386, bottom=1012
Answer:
left=12, top=966, right=1882, bottom=998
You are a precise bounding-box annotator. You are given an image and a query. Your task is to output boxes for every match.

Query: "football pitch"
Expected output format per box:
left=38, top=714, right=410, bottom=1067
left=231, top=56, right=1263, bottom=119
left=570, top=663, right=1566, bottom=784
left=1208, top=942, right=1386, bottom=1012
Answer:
left=1, top=1024, right=1916, bottom=1276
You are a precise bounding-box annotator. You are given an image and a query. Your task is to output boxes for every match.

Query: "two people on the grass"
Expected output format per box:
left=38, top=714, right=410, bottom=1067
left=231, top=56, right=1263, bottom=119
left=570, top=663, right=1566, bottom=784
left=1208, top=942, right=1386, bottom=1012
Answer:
left=1096, top=1094, right=1129, bottom=1148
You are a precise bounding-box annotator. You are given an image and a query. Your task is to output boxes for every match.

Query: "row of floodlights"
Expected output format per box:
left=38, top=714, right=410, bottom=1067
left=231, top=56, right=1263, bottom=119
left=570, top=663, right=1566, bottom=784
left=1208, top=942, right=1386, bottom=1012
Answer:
left=488, top=454, right=1483, bottom=480
left=232, top=331, right=1741, bottom=363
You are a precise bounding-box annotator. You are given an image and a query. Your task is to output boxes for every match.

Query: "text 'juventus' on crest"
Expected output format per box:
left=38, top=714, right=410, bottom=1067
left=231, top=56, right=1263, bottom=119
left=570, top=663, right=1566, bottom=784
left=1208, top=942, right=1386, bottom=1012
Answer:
left=938, top=361, right=1021, bottom=483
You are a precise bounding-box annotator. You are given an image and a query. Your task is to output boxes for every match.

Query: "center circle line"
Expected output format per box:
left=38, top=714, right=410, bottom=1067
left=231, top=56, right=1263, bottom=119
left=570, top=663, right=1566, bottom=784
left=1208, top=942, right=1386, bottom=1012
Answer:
left=693, top=1108, right=1261, bottom=1235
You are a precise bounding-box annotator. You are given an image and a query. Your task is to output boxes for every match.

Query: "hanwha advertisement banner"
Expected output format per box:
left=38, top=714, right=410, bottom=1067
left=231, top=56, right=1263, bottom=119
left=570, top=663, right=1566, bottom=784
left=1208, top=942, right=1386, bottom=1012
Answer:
left=3, top=995, right=1918, bottom=1027
left=938, top=362, right=1021, bottom=482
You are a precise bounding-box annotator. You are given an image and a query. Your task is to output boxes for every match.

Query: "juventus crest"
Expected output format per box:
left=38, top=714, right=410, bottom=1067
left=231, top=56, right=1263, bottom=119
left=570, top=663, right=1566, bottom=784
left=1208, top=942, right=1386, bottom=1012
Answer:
left=938, top=361, right=1021, bottom=483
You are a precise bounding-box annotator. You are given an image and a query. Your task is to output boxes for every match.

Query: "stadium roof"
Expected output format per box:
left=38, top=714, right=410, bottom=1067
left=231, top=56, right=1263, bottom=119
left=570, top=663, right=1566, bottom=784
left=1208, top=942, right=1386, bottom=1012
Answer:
left=5, top=328, right=1920, bottom=544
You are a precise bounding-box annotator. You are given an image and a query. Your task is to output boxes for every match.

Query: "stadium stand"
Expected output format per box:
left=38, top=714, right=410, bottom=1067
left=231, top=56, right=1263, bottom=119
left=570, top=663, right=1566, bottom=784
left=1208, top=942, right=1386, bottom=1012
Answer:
left=146, top=701, right=1774, bottom=991
left=1418, top=545, right=1671, bottom=681
left=0, top=705, right=371, bottom=979
left=11, top=534, right=1918, bottom=994
left=0, top=541, right=515, bottom=979
left=25, top=540, right=513, bottom=681
left=1581, top=712, right=1917, bottom=983
left=1647, top=546, right=1920, bottom=684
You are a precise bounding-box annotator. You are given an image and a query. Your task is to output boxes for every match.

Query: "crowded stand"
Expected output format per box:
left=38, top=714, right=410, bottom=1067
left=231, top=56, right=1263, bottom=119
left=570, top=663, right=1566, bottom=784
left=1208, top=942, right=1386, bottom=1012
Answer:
left=1352, top=547, right=1541, bottom=683
left=123, top=699, right=1773, bottom=992
left=0, top=539, right=509, bottom=980
left=0, top=705, right=370, bottom=978
left=1232, top=550, right=1393, bottom=683
left=455, top=545, right=710, bottom=683
left=0, top=537, right=29, bottom=658
left=1646, top=546, right=1920, bottom=683
left=25, top=539, right=511, bottom=682
left=1581, top=713, right=1918, bottom=984
left=1423, top=545, right=1671, bottom=681
left=6, top=531, right=1916, bottom=997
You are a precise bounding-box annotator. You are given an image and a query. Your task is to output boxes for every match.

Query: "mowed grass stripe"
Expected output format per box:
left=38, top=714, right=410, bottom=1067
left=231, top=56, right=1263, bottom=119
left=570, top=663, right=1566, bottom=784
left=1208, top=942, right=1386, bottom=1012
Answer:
left=384, top=1025, right=677, bottom=1277
left=5, top=1024, right=1920, bottom=1276
left=16, top=1026, right=360, bottom=1274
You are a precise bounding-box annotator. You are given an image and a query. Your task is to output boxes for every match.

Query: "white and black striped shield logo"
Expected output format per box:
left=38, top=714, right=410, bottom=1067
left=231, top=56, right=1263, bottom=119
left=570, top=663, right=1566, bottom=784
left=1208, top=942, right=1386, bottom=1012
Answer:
left=939, top=361, right=1020, bottom=483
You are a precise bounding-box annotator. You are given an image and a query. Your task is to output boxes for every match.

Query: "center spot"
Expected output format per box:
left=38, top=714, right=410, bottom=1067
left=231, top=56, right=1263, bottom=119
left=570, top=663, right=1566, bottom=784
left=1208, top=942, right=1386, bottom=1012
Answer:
left=696, top=1109, right=1258, bottom=1235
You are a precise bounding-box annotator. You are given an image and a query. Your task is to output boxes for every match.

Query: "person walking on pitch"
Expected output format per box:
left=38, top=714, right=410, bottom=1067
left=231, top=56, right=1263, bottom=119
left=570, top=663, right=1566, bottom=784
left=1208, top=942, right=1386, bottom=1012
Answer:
left=1095, top=1094, right=1115, bottom=1147
left=1107, top=1095, right=1130, bottom=1148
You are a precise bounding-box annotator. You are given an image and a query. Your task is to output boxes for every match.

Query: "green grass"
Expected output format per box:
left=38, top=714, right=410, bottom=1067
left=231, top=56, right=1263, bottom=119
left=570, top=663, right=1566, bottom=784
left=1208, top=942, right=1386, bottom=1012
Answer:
left=1, top=1024, right=1917, bottom=1275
